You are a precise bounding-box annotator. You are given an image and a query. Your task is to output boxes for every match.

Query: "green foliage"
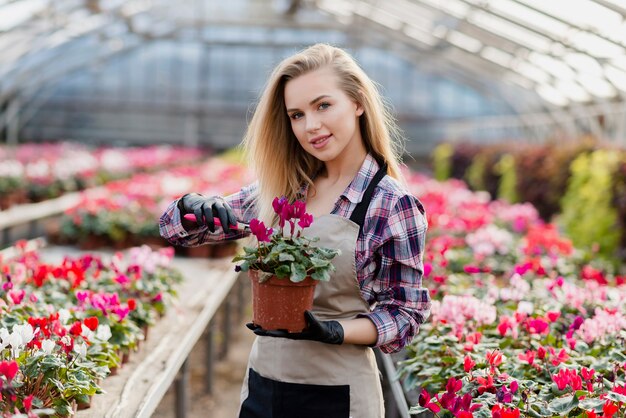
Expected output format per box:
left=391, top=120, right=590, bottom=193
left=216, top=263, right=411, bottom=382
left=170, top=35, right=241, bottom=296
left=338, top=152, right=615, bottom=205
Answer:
left=466, top=153, right=487, bottom=191
left=233, top=235, right=340, bottom=283
left=559, top=149, right=622, bottom=263
left=495, top=153, right=519, bottom=204
left=432, top=143, right=454, bottom=181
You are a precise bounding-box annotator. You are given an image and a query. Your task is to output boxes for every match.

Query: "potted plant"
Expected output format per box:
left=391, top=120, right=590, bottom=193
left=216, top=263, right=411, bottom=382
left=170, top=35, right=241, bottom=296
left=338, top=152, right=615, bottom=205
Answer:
left=233, top=197, right=340, bottom=332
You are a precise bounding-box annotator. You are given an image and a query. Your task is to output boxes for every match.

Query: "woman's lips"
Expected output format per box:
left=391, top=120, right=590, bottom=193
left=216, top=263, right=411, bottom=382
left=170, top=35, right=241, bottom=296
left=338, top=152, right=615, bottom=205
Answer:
left=310, top=134, right=332, bottom=149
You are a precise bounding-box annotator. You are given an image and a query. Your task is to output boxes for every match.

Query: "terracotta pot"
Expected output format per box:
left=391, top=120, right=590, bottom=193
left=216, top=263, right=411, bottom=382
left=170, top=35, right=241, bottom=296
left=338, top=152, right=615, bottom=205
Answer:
left=249, top=270, right=318, bottom=333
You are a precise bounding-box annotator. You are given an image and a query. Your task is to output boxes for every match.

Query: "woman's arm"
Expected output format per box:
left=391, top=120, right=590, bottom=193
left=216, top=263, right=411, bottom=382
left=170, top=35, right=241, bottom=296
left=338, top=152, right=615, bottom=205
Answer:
left=338, top=317, right=378, bottom=345
left=357, top=193, right=431, bottom=353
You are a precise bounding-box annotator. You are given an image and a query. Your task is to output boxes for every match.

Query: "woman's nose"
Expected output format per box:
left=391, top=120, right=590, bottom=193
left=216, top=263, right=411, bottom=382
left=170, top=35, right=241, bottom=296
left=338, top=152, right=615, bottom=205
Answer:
left=305, top=115, right=321, bottom=132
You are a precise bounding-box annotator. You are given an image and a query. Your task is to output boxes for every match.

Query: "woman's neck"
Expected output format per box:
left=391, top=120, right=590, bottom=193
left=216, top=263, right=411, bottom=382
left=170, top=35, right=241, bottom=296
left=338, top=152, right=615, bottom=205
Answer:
left=322, top=145, right=368, bottom=185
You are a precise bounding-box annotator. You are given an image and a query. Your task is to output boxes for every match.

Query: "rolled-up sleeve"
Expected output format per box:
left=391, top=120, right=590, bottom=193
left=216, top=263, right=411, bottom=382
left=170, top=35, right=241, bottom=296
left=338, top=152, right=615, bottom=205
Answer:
left=358, top=194, right=431, bottom=353
left=159, top=182, right=258, bottom=247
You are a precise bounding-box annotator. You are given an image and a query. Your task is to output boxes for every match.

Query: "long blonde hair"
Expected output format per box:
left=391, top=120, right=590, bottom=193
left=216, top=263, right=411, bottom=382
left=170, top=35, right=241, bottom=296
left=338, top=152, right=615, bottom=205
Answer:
left=242, top=43, right=406, bottom=224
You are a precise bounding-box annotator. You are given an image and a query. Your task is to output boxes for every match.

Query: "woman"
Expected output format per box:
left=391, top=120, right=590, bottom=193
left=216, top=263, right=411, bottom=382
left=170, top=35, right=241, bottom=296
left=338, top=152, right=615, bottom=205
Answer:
left=159, top=44, right=431, bottom=418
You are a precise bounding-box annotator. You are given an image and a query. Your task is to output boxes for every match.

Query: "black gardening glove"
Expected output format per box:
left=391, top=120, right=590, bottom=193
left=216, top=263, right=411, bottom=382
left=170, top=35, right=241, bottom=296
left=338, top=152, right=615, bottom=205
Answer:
left=246, top=311, right=344, bottom=345
left=178, top=193, right=237, bottom=233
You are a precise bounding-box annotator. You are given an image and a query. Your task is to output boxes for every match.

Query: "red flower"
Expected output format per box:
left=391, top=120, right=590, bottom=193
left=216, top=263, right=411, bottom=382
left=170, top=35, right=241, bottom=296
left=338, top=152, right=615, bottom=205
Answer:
left=0, top=361, right=19, bottom=381
left=249, top=219, right=273, bottom=243
left=518, top=350, right=535, bottom=365
left=486, top=350, right=503, bottom=368
left=418, top=388, right=440, bottom=413
left=491, top=405, right=520, bottom=418
left=603, top=401, right=618, bottom=418
left=464, top=355, right=476, bottom=373
left=546, top=311, right=561, bottom=322
left=446, top=377, right=463, bottom=394
left=127, top=298, right=137, bottom=311
left=69, top=321, right=83, bottom=336
left=458, top=412, right=474, bottom=418
left=23, top=394, right=33, bottom=411
left=477, top=375, right=495, bottom=394
left=84, top=316, right=99, bottom=331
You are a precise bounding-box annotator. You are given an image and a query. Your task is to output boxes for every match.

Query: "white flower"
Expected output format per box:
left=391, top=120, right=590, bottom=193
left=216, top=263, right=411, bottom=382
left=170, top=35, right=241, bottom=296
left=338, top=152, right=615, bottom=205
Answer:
left=95, top=324, right=112, bottom=342
left=517, top=301, right=534, bottom=314
left=13, top=323, right=36, bottom=345
left=74, top=342, right=87, bottom=358
left=41, top=339, right=56, bottom=354
left=81, top=324, right=94, bottom=341
left=58, top=309, right=71, bottom=325
left=0, top=327, right=10, bottom=349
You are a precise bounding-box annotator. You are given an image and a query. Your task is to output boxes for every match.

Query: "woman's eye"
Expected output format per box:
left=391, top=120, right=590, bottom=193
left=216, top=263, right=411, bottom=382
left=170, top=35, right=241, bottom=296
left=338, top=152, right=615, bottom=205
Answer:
left=290, top=112, right=303, bottom=120
left=318, top=102, right=330, bottom=110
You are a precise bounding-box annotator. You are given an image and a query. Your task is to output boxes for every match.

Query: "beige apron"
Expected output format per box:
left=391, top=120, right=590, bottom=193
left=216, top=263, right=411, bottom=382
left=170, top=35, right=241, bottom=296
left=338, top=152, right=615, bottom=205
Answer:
left=239, top=214, right=385, bottom=418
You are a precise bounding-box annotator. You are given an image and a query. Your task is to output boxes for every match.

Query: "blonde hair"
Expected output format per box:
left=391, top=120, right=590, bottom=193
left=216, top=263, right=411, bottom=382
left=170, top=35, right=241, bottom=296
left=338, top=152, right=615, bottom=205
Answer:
left=242, top=43, right=406, bottom=224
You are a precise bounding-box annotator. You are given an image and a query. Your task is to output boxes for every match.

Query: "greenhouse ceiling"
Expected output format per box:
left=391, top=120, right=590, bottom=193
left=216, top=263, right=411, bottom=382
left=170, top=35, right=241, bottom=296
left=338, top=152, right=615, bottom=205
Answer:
left=1, top=0, right=626, bottom=109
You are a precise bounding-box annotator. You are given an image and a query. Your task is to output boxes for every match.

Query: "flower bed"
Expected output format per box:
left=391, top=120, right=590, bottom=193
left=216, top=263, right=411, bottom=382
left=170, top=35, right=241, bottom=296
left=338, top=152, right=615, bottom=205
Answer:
left=399, top=172, right=626, bottom=417
left=55, top=157, right=253, bottom=257
left=0, top=143, right=207, bottom=210
left=0, top=242, right=181, bottom=416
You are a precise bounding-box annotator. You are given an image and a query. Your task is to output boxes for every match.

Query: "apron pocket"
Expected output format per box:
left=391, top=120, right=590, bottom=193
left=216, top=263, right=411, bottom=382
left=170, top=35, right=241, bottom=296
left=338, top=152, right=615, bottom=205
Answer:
left=240, top=368, right=350, bottom=418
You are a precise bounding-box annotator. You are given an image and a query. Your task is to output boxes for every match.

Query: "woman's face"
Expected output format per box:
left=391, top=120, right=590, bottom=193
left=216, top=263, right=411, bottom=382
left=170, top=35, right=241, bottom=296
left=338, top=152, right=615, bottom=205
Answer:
left=284, top=67, right=364, bottom=164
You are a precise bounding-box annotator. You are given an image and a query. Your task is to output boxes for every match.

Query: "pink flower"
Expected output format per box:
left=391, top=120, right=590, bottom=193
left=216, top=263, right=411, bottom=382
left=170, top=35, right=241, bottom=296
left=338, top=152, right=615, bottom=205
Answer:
left=249, top=219, right=273, bottom=243
left=292, top=200, right=306, bottom=218
left=272, top=196, right=288, bottom=216
left=418, top=388, right=440, bottom=413
left=298, top=213, right=313, bottom=229
left=8, top=289, right=25, bottom=305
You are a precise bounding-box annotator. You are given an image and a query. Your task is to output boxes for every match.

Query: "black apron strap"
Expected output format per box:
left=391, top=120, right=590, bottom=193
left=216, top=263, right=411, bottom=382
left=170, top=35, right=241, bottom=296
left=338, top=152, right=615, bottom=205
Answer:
left=349, top=163, right=388, bottom=235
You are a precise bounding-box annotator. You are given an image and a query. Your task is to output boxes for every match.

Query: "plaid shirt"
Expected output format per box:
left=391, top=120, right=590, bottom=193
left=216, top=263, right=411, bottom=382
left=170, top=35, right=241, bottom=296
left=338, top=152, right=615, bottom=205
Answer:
left=160, top=154, right=431, bottom=353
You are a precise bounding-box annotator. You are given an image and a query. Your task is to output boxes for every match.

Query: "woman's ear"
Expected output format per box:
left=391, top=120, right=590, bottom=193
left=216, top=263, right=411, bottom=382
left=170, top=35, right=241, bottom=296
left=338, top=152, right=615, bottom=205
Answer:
left=356, top=102, right=364, bottom=117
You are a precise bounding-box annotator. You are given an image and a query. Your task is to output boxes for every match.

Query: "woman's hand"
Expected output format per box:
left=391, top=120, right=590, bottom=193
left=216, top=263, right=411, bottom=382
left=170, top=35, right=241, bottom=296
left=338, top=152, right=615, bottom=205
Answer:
left=246, top=311, right=344, bottom=345
left=178, top=193, right=237, bottom=233
left=246, top=312, right=378, bottom=346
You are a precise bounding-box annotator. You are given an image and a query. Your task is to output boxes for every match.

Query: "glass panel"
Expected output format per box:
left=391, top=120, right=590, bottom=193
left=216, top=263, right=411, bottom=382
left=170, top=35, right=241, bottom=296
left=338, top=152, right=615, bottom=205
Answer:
left=535, top=84, right=569, bottom=106
left=468, top=11, right=552, bottom=52
left=528, top=52, right=576, bottom=79
left=516, top=0, right=622, bottom=34
left=512, top=62, right=550, bottom=84
left=569, top=31, right=625, bottom=58
left=577, top=74, right=617, bottom=98
left=480, top=47, right=513, bottom=68
left=562, top=53, right=603, bottom=77
left=555, top=80, right=590, bottom=102
left=447, top=30, right=482, bottom=53
left=0, top=0, right=49, bottom=31
left=604, top=65, right=626, bottom=92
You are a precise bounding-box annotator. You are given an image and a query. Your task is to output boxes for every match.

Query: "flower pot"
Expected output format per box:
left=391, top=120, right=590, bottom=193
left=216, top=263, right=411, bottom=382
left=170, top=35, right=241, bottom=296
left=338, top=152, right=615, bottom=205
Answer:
left=249, top=270, right=318, bottom=333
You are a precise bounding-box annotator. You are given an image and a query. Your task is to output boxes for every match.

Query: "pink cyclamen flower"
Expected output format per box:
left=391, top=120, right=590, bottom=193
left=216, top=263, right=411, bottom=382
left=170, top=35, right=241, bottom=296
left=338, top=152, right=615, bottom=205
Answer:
left=249, top=219, right=273, bottom=242
left=8, top=289, right=25, bottom=305
left=292, top=200, right=306, bottom=218
left=298, top=213, right=313, bottom=229
left=272, top=196, right=288, bottom=216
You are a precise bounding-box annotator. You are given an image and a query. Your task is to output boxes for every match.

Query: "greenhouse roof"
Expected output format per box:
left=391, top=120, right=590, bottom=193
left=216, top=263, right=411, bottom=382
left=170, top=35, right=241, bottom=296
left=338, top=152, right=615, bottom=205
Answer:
left=1, top=0, right=625, bottom=109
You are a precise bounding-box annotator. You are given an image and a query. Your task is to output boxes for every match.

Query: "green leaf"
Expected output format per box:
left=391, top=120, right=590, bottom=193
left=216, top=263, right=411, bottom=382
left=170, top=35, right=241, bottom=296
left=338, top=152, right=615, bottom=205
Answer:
left=274, top=265, right=291, bottom=279
left=290, top=262, right=306, bottom=283
left=578, top=398, right=605, bottom=413
left=607, top=391, right=626, bottom=404
left=548, top=394, right=579, bottom=414
left=279, top=253, right=295, bottom=262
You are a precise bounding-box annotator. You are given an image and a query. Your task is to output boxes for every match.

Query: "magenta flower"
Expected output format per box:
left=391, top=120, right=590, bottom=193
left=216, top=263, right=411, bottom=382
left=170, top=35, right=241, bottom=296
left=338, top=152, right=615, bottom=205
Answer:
left=272, top=196, right=288, bottom=215
left=298, top=213, right=313, bottom=229
left=419, top=388, right=441, bottom=413
left=250, top=219, right=273, bottom=242
left=293, top=200, right=306, bottom=218
left=280, top=204, right=295, bottom=228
